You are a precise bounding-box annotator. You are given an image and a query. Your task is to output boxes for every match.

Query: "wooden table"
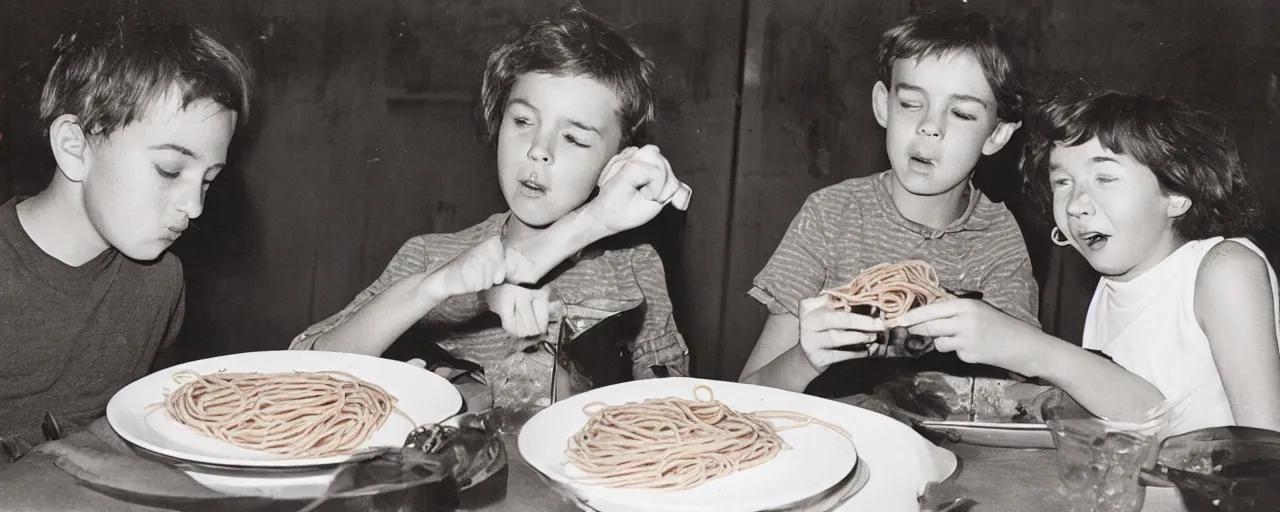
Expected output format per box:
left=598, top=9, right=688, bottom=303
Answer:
left=0, top=399, right=1190, bottom=512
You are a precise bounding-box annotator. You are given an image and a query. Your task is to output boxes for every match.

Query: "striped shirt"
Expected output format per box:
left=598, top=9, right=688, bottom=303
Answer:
left=750, top=171, right=1038, bottom=324
left=291, top=212, right=689, bottom=381
left=751, top=171, right=1039, bottom=395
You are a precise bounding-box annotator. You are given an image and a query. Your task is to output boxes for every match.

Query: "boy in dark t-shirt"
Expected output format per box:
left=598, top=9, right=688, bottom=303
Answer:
left=0, top=10, right=251, bottom=452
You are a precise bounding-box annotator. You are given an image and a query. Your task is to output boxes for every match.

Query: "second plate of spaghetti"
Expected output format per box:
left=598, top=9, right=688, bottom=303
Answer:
left=106, top=350, right=462, bottom=468
left=519, top=378, right=859, bottom=511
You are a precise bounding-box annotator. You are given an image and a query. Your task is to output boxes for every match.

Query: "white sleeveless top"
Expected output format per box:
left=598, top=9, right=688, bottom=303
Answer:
left=1082, top=237, right=1280, bottom=437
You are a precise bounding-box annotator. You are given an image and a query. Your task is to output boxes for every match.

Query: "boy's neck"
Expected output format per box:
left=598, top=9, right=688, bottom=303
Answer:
left=886, top=174, right=971, bottom=232
left=16, top=174, right=111, bottom=267
left=503, top=214, right=546, bottom=244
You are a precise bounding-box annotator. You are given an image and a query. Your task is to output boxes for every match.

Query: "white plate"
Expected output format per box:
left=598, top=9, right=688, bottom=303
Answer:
left=107, top=350, right=463, bottom=468
left=519, top=378, right=957, bottom=512
left=520, top=379, right=857, bottom=512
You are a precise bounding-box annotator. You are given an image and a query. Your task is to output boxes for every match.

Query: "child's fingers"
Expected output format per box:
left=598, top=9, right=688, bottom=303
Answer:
left=826, top=329, right=878, bottom=349
left=598, top=146, right=638, bottom=186
left=804, top=308, right=885, bottom=333
left=668, top=182, right=692, bottom=211
left=533, top=296, right=550, bottom=333
left=885, top=301, right=959, bottom=328
left=905, top=317, right=962, bottom=339
left=503, top=247, right=537, bottom=285
left=512, top=299, right=536, bottom=337
left=491, top=262, right=506, bottom=286
left=498, top=300, right=518, bottom=335
left=930, top=336, right=962, bottom=355
left=624, top=146, right=669, bottom=201
left=799, top=296, right=831, bottom=316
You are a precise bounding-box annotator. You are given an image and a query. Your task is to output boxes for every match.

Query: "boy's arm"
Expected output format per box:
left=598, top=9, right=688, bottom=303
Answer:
left=504, top=208, right=613, bottom=285
left=304, top=274, right=450, bottom=356
left=297, top=237, right=508, bottom=356
left=626, top=244, right=689, bottom=379
left=738, top=194, right=831, bottom=390
left=291, top=237, right=436, bottom=354
left=740, top=313, right=826, bottom=392
left=506, top=146, right=691, bottom=285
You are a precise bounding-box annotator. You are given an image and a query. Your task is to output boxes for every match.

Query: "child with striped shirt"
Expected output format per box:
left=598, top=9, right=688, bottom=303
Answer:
left=291, top=4, right=692, bottom=405
left=740, top=11, right=1039, bottom=395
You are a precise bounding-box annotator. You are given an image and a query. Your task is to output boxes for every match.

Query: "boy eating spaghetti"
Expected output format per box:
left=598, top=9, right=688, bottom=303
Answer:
left=0, top=12, right=251, bottom=452
left=739, top=10, right=1038, bottom=395
left=291, top=3, right=692, bottom=405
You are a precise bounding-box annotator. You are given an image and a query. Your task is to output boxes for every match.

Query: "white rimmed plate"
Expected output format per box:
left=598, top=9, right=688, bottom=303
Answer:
left=519, top=378, right=957, bottom=512
left=106, top=350, right=462, bottom=468
left=520, top=378, right=856, bottom=512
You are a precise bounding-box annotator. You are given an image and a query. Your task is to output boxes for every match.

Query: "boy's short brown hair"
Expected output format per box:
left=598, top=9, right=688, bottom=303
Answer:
left=38, top=9, right=252, bottom=139
left=479, top=2, right=656, bottom=147
left=879, top=10, right=1027, bottom=123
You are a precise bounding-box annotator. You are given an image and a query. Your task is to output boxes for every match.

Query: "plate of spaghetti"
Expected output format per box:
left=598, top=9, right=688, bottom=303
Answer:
left=106, top=350, right=462, bottom=468
left=519, top=378, right=860, bottom=511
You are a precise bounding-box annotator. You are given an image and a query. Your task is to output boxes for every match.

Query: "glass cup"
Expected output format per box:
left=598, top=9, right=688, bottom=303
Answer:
left=1042, top=389, right=1169, bottom=512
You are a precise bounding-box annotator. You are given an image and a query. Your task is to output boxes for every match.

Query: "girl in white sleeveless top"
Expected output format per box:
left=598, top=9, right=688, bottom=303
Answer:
left=889, top=90, right=1280, bottom=438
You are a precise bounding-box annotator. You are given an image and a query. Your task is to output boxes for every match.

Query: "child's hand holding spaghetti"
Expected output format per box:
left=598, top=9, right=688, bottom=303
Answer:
left=797, top=296, right=886, bottom=370
left=807, top=260, right=953, bottom=362
left=887, top=297, right=1044, bottom=373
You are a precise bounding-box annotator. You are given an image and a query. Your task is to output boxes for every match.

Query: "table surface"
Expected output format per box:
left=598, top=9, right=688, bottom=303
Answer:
left=0, top=396, right=1190, bottom=512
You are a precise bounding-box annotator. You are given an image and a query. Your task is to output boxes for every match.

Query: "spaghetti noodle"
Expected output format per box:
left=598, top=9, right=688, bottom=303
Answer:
left=565, top=386, right=850, bottom=490
left=821, top=260, right=949, bottom=319
left=157, top=370, right=410, bottom=458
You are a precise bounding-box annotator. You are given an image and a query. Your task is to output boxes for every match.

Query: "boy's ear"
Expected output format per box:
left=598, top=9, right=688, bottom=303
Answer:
left=872, top=81, right=890, bottom=128
left=49, top=114, right=90, bottom=182
left=981, top=120, right=1022, bottom=156
left=1167, top=194, right=1192, bottom=218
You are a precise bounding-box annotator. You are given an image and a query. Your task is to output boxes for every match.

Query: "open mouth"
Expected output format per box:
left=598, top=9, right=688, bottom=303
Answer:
left=518, top=179, right=547, bottom=196
left=1077, top=231, right=1110, bottom=249
left=909, top=155, right=935, bottom=167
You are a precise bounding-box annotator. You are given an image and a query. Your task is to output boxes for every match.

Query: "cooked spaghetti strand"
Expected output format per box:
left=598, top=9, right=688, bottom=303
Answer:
left=820, top=260, right=948, bottom=319
left=565, top=386, right=849, bottom=490
left=156, top=370, right=411, bottom=458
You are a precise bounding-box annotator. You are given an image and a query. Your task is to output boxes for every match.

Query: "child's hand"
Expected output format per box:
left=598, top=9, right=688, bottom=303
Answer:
left=481, top=284, right=561, bottom=338
left=887, top=299, right=1040, bottom=373
left=798, top=296, right=886, bottom=372
left=584, top=145, right=693, bottom=236
left=420, top=237, right=508, bottom=301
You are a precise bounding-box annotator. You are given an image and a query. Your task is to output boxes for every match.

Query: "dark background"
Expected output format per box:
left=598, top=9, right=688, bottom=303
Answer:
left=2, top=0, right=1276, bottom=381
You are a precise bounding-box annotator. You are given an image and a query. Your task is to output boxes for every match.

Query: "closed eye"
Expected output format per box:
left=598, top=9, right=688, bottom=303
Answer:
left=512, top=117, right=533, bottom=128
left=951, top=109, right=976, bottom=121
left=899, top=101, right=922, bottom=110
left=155, top=165, right=180, bottom=179
left=563, top=134, right=589, bottom=148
